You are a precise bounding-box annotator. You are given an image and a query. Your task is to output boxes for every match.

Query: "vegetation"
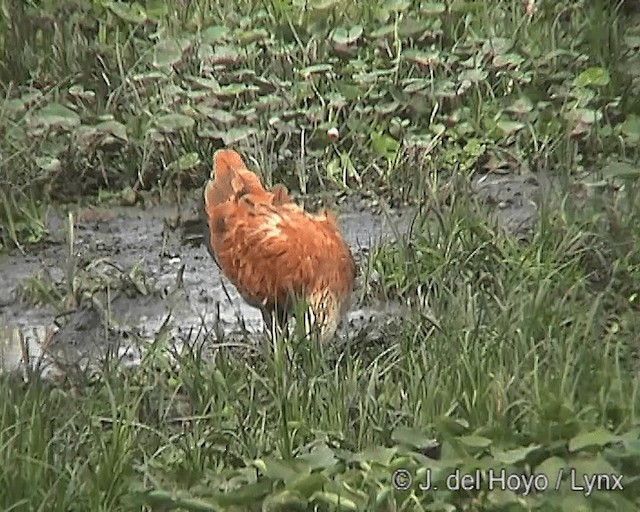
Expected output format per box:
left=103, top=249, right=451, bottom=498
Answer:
left=1, top=0, right=640, bottom=510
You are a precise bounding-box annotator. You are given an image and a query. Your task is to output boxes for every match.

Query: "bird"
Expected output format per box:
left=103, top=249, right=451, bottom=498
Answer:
left=203, top=148, right=356, bottom=342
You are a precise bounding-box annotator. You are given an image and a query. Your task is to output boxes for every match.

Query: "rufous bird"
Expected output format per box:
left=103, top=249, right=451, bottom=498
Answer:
left=203, top=149, right=356, bottom=342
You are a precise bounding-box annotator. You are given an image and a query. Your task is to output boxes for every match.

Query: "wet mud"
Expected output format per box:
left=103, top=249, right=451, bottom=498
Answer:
left=0, top=172, right=541, bottom=375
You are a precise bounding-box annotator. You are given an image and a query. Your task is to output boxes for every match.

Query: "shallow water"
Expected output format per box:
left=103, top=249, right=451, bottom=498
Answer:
left=0, top=172, right=540, bottom=376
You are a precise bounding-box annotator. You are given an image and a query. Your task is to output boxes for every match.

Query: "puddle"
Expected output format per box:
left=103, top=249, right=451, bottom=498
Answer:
left=0, top=173, right=541, bottom=376
left=472, top=172, right=541, bottom=235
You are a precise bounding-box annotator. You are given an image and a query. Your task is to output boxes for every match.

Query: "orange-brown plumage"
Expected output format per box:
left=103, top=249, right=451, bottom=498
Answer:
left=203, top=149, right=355, bottom=341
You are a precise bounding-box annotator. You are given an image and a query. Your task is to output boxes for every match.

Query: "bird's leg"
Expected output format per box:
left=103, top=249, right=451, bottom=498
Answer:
left=261, top=308, right=276, bottom=337
left=261, top=305, right=290, bottom=338
left=287, top=296, right=318, bottom=341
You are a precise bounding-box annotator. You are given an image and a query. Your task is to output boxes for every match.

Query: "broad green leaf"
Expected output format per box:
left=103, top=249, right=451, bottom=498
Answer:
left=198, top=127, right=257, bottom=144
left=404, top=49, right=441, bottom=67
left=104, top=1, right=147, bottom=24
left=35, top=156, right=62, bottom=173
left=207, top=109, right=237, bottom=124
left=625, top=36, right=640, bottom=49
left=171, top=152, right=201, bottom=171
left=153, top=39, right=184, bottom=68
left=403, top=79, right=429, bottom=93
left=497, top=120, right=525, bottom=136
left=424, top=503, right=456, bottom=511
left=570, top=455, right=618, bottom=481
left=201, top=25, right=229, bottom=44
left=569, top=427, right=618, bottom=452
left=262, top=490, right=307, bottom=511
left=459, top=68, right=488, bottom=83
left=493, top=53, right=524, bottom=68
left=483, top=37, right=513, bottom=55
left=68, top=85, right=96, bottom=100
left=422, top=2, right=446, bottom=16
left=222, top=127, right=257, bottom=145
left=255, top=94, right=288, bottom=111
left=95, top=120, right=128, bottom=141
left=486, top=489, right=521, bottom=506
left=456, top=435, right=492, bottom=449
left=398, top=18, right=425, bottom=38
left=536, top=456, right=567, bottom=485
left=573, top=66, right=611, bottom=87
left=189, top=76, right=220, bottom=90
left=566, top=108, right=602, bottom=125
left=299, top=64, right=334, bottom=77
left=155, top=113, right=195, bottom=133
left=329, top=25, right=363, bottom=46
left=559, top=494, right=591, bottom=512
left=236, top=28, right=270, bottom=45
left=128, top=265, right=148, bottom=295
left=370, top=24, right=395, bottom=39
left=392, top=426, right=437, bottom=450
left=384, top=0, right=412, bottom=11
left=310, top=491, right=357, bottom=511
left=21, top=90, right=43, bottom=107
left=353, top=446, right=397, bottom=466
left=3, top=98, right=26, bottom=117
left=601, top=161, right=640, bottom=179
left=506, top=97, right=533, bottom=115
left=622, top=438, right=640, bottom=456
left=198, top=43, right=214, bottom=65
left=210, top=45, right=241, bottom=65
left=431, top=124, right=446, bottom=136
left=297, top=445, right=338, bottom=470
left=492, top=444, right=541, bottom=465
left=571, top=86, right=596, bottom=106
left=212, top=83, right=259, bottom=99
left=620, top=114, right=640, bottom=142
left=144, top=0, right=168, bottom=20
left=286, top=473, right=327, bottom=497
left=370, top=131, right=399, bottom=160
left=311, top=0, right=339, bottom=10
left=434, top=416, right=470, bottom=436
left=130, top=71, right=167, bottom=84
left=254, top=457, right=309, bottom=482
left=210, top=480, right=273, bottom=506
left=33, top=103, right=81, bottom=130
left=374, top=101, right=401, bottom=115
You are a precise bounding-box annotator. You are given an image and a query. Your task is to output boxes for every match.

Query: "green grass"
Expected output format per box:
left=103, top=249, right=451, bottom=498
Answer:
left=2, top=0, right=640, bottom=510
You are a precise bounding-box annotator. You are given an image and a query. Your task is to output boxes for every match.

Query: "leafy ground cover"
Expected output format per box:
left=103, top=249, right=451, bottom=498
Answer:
left=1, top=0, right=640, bottom=510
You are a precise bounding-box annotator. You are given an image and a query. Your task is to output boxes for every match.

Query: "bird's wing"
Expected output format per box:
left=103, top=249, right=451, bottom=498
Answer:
left=203, top=149, right=295, bottom=264
left=208, top=197, right=354, bottom=311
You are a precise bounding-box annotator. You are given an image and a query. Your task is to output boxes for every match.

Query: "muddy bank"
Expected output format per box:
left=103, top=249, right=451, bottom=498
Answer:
left=0, top=172, right=541, bottom=375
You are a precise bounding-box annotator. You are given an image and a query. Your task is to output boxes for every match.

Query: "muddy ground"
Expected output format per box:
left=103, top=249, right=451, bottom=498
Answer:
left=0, top=172, right=540, bottom=376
